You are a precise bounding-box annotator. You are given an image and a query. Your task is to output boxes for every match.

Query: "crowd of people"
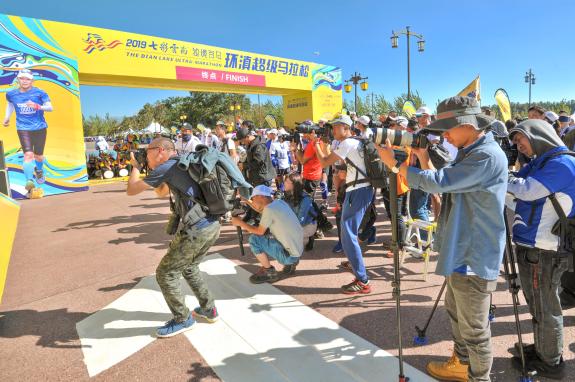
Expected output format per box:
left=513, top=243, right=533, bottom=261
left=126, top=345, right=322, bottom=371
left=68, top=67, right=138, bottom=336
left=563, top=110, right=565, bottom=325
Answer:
left=124, top=96, right=575, bottom=381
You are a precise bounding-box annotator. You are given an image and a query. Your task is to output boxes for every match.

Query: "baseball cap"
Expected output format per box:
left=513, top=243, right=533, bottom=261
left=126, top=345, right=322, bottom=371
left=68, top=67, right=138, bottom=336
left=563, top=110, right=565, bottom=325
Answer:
left=487, top=120, right=508, bottom=138
left=415, top=106, right=431, bottom=116
left=329, top=114, right=353, bottom=127
left=356, top=115, right=371, bottom=126
left=544, top=111, right=559, bottom=122
left=268, top=128, right=278, bottom=135
left=215, top=120, right=225, bottom=126
left=425, top=96, right=493, bottom=133
left=250, top=185, right=274, bottom=198
left=17, top=69, right=34, bottom=80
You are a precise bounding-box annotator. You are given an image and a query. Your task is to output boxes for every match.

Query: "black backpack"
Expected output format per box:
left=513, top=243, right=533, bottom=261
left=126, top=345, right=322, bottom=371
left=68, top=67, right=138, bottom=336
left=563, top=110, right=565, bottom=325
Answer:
left=344, top=137, right=388, bottom=190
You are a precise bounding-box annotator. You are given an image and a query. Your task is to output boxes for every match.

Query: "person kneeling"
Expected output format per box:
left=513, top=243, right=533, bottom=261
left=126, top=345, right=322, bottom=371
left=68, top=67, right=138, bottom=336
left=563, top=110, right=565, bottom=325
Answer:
left=283, top=172, right=318, bottom=251
left=232, top=185, right=304, bottom=283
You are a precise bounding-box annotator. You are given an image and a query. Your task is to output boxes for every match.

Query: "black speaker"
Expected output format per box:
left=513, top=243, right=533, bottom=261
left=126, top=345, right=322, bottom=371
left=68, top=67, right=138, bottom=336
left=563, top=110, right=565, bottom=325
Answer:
left=0, top=169, right=10, bottom=196
left=0, top=140, right=5, bottom=170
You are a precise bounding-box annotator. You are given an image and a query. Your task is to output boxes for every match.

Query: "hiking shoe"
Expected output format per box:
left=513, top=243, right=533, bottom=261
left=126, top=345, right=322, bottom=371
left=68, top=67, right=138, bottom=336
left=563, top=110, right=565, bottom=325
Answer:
left=513, top=342, right=536, bottom=358
left=156, top=315, right=195, bottom=338
left=192, top=306, right=219, bottom=323
left=305, top=237, right=315, bottom=251
left=34, top=168, right=45, bottom=184
left=512, top=354, right=565, bottom=380
left=249, top=266, right=279, bottom=284
left=426, top=353, right=468, bottom=382
left=332, top=242, right=343, bottom=253
left=342, top=278, right=371, bottom=294
left=282, top=261, right=299, bottom=277
left=25, top=180, right=35, bottom=191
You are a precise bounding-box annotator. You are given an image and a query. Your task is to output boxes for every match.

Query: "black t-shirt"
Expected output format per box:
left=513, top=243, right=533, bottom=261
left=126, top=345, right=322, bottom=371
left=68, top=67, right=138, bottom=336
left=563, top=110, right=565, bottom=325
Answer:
left=144, top=157, right=200, bottom=199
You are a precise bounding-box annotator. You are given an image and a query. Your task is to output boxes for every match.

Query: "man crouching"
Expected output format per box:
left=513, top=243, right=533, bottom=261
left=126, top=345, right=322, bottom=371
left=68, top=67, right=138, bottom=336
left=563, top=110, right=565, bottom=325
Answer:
left=232, top=185, right=303, bottom=283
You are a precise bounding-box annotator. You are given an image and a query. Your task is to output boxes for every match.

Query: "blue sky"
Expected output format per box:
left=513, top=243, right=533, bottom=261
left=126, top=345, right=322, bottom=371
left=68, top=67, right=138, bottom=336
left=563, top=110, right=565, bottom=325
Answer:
left=2, top=0, right=574, bottom=117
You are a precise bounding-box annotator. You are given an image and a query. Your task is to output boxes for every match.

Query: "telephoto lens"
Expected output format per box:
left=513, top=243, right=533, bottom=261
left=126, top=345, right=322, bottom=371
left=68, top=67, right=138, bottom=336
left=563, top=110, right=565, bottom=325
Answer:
left=369, top=127, right=429, bottom=148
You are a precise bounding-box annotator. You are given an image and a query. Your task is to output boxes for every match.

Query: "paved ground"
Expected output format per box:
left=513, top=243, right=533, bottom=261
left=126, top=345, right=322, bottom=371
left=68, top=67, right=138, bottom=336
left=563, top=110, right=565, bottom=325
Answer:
left=1, top=182, right=574, bottom=381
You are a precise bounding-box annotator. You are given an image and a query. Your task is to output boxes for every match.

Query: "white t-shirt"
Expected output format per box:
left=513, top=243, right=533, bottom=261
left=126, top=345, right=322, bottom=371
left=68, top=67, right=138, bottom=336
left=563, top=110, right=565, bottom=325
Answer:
left=361, top=128, right=373, bottom=140
left=270, top=140, right=290, bottom=169
left=334, top=138, right=369, bottom=191
left=175, top=135, right=200, bottom=154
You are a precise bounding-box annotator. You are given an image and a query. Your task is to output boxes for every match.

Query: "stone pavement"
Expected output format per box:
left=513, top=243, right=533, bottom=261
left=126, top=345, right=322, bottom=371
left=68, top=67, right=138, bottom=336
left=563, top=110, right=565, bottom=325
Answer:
left=1, top=182, right=573, bottom=381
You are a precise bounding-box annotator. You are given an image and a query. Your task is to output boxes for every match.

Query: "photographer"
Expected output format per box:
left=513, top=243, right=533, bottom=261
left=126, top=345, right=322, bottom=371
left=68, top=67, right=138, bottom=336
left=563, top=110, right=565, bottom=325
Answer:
left=506, top=119, right=575, bottom=379
left=232, top=185, right=303, bottom=281
left=283, top=172, right=318, bottom=251
left=293, top=125, right=327, bottom=208
left=236, top=124, right=276, bottom=187
left=126, top=137, right=221, bottom=337
left=378, top=96, right=508, bottom=382
left=315, top=114, right=374, bottom=294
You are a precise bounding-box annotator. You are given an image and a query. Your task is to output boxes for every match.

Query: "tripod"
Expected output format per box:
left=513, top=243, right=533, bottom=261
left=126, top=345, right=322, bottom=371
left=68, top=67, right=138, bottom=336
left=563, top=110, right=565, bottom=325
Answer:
left=502, top=208, right=534, bottom=382
left=388, top=172, right=409, bottom=382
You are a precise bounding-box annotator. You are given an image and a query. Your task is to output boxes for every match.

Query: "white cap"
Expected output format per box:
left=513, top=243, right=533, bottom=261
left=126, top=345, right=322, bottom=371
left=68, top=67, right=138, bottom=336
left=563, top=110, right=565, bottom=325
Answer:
left=544, top=111, right=559, bottom=122
left=250, top=185, right=274, bottom=198
left=268, top=129, right=278, bottom=135
left=396, top=116, right=409, bottom=127
left=415, top=106, right=431, bottom=116
left=330, top=114, right=353, bottom=127
left=319, top=117, right=328, bottom=123
left=17, top=69, right=34, bottom=80
left=356, top=115, right=371, bottom=126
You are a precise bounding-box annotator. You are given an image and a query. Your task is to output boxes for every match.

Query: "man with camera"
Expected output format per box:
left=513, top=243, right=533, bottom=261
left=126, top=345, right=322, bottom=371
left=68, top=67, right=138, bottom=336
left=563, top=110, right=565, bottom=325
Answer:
left=236, top=123, right=276, bottom=187
left=126, top=137, right=221, bottom=337
left=315, top=114, right=374, bottom=294
left=378, top=96, right=508, bottom=382
left=231, top=185, right=303, bottom=282
left=506, top=119, right=575, bottom=379
left=293, top=124, right=326, bottom=204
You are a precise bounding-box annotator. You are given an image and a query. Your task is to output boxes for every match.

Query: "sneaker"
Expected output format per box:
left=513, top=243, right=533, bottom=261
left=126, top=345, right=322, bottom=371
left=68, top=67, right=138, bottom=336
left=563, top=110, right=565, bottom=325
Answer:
left=192, top=306, right=219, bottom=323
left=426, top=353, right=468, bottom=382
left=305, top=237, right=315, bottom=251
left=156, top=315, right=195, bottom=338
left=512, top=354, right=565, bottom=380
left=342, top=278, right=371, bottom=294
left=34, top=168, right=45, bottom=184
left=332, top=242, right=343, bottom=253
left=313, top=231, right=324, bottom=239
left=249, top=266, right=279, bottom=284
left=282, top=261, right=299, bottom=276
left=25, top=180, right=35, bottom=191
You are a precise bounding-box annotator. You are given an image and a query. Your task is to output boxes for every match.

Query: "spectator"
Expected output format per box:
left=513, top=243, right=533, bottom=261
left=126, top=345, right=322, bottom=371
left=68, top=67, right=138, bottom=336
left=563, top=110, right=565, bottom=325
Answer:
left=283, top=172, right=318, bottom=251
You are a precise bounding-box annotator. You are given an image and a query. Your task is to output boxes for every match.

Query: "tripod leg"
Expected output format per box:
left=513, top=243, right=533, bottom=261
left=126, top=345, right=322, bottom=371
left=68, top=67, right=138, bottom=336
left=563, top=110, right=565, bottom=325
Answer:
left=414, top=278, right=447, bottom=345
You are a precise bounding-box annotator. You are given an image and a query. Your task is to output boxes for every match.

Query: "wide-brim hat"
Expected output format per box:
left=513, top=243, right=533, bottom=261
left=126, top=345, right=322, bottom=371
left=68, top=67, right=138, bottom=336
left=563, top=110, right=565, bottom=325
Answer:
left=424, top=96, right=494, bottom=133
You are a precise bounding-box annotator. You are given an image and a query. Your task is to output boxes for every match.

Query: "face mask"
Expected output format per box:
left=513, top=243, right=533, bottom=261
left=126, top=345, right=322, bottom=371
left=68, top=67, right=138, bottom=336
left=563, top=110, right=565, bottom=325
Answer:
left=182, top=134, right=191, bottom=142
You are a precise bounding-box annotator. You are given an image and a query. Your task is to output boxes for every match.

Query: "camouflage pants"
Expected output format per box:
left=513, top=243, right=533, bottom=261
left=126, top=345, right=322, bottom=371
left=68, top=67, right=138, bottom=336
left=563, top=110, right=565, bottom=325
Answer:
left=156, top=220, right=220, bottom=322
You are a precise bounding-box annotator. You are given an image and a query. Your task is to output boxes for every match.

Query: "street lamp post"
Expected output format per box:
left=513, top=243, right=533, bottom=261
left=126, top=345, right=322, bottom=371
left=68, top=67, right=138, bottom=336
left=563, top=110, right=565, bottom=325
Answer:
left=344, top=72, right=369, bottom=113
left=524, top=69, right=536, bottom=108
left=391, top=26, right=425, bottom=100
left=229, top=102, right=241, bottom=125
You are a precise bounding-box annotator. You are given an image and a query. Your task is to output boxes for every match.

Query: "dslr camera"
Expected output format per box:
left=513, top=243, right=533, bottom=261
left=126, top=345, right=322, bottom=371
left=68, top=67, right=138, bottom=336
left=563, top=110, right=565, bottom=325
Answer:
left=369, top=127, right=431, bottom=149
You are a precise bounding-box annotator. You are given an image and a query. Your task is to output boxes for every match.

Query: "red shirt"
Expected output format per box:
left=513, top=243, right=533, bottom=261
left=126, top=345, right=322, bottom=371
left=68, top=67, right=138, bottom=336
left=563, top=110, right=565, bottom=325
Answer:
left=302, top=142, right=322, bottom=181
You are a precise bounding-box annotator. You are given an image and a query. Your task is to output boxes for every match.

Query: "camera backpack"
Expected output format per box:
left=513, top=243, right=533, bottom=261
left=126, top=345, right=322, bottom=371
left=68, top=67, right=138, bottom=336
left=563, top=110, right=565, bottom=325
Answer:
left=178, top=145, right=250, bottom=217
left=344, top=137, right=388, bottom=189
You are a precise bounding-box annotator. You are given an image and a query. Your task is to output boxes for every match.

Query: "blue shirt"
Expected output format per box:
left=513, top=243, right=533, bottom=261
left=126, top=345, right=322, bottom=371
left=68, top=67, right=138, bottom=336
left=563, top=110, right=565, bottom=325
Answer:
left=6, top=87, right=50, bottom=131
left=407, top=132, right=508, bottom=280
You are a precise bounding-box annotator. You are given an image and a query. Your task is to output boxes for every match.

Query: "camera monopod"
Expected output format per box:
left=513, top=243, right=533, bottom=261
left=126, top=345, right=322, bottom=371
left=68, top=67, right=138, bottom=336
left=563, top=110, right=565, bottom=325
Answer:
left=502, top=208, right=534, bottom=382
left=388, top=172, right=409, bottom=382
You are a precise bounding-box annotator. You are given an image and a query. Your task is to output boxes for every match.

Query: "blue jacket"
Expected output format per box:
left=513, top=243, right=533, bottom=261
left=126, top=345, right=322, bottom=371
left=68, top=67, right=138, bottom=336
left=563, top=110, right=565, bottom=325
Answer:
left=507, top=147, right=575, bottom=250
left=407, top=132, right=508, bottom=280
left=286, top=193, right=317, bottom=226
